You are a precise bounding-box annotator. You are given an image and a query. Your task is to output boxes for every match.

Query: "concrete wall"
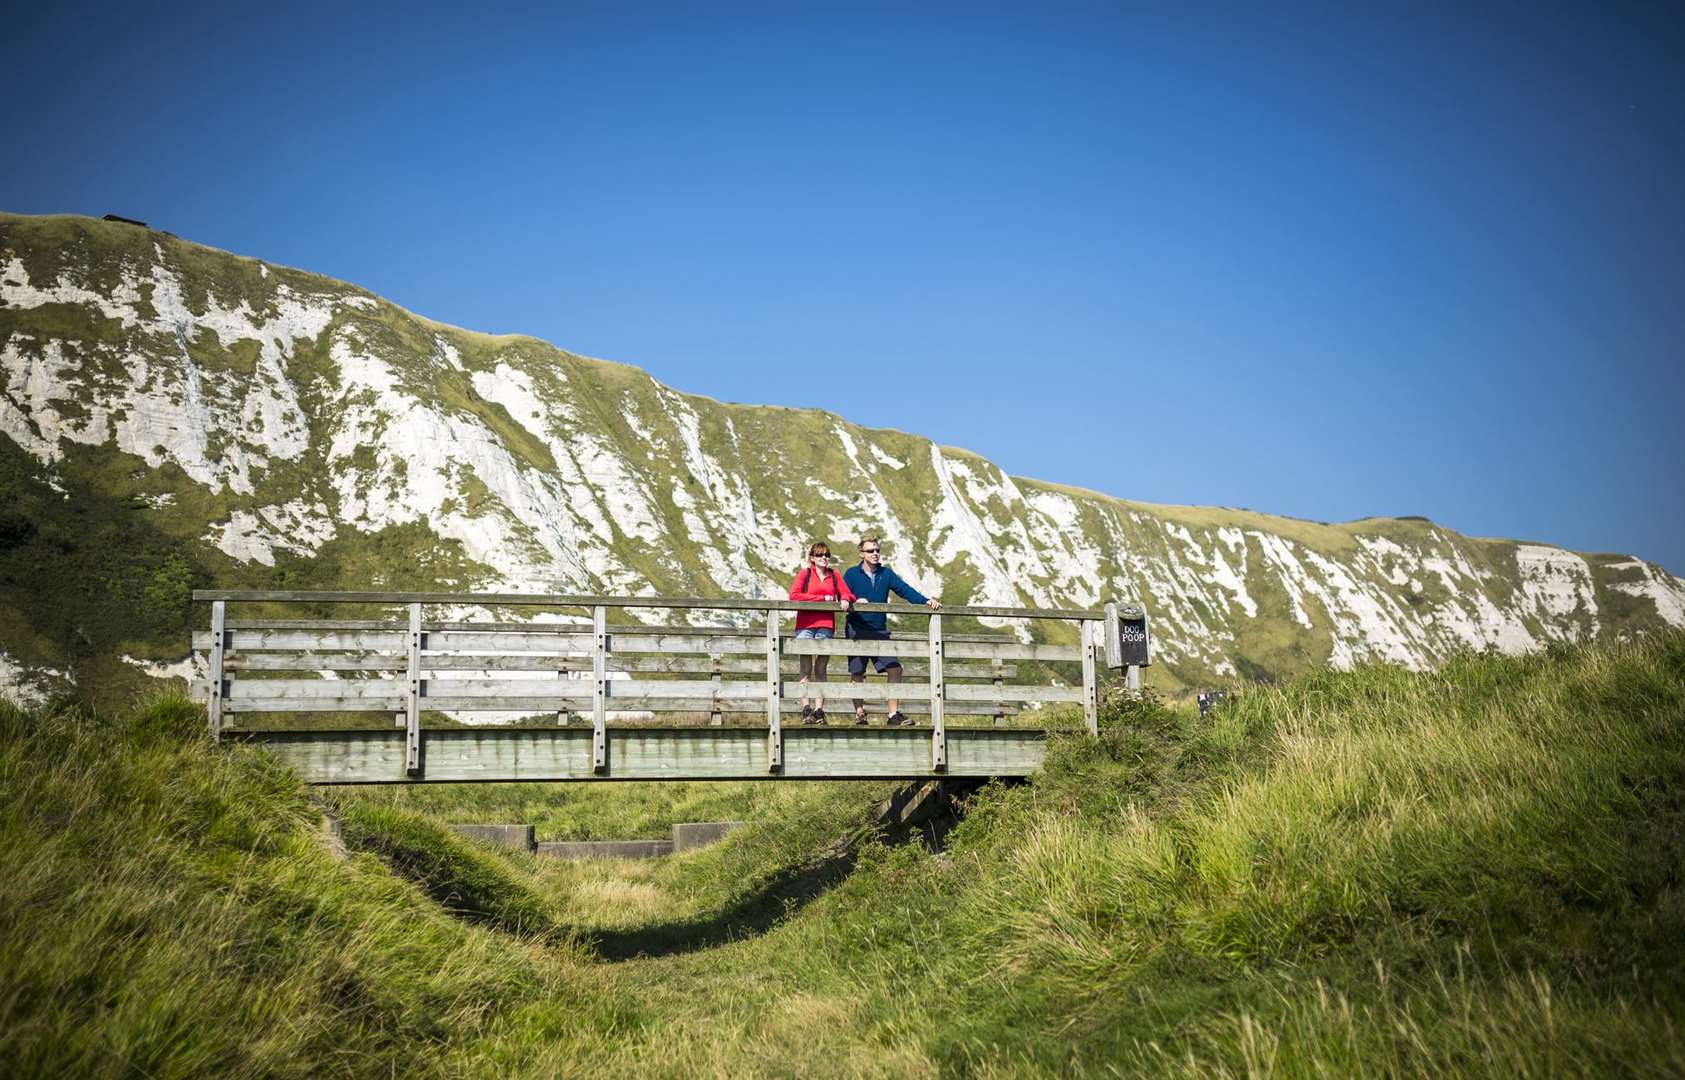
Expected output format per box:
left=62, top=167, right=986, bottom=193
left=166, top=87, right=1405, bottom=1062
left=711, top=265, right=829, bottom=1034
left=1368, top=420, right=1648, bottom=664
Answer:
left=537, top=839, right=674, bottom=859
left=443, top=821, right=747, bottom=861
left=671, top=821, right=747, bottom=852
left=447, top=824, right=536, bottom=852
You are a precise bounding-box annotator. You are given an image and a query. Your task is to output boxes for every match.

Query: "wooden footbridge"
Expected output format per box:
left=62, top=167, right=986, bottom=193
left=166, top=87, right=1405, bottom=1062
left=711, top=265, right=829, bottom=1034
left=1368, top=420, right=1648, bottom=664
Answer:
left=191, top=590, right=1150, bottom=784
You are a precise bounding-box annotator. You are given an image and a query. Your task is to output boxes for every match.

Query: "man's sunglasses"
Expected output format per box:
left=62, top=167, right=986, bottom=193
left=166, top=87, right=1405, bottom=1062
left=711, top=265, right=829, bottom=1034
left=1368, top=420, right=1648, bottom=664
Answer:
left=860, top=548, right=880, bottom=554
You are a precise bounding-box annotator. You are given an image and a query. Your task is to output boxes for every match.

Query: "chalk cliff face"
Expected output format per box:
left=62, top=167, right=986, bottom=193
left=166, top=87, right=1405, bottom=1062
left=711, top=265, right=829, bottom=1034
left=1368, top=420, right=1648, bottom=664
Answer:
left=2, top=212, right=1682, bottom=700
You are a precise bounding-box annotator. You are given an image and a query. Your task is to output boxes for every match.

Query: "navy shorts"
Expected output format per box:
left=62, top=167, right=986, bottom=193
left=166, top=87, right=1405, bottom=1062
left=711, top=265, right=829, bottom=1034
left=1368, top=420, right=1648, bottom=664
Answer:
left=846, top=626, right=901, bottom=676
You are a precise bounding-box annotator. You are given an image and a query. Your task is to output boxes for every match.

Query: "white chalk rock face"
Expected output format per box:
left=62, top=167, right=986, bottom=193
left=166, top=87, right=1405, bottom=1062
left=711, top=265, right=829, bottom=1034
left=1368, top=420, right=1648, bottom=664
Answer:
left=3, top=212, right=1683, bottom=689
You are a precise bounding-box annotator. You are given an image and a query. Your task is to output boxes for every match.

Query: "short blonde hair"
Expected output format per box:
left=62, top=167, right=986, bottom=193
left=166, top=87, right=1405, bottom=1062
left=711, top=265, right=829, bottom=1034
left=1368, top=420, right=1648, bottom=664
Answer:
left=859, top=534, right=881, bottom=549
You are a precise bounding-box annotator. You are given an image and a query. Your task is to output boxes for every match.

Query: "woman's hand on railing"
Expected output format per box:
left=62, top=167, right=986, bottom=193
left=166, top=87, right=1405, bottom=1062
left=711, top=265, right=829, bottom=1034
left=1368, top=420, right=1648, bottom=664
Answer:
left=926, top=598, right=943, bottom=610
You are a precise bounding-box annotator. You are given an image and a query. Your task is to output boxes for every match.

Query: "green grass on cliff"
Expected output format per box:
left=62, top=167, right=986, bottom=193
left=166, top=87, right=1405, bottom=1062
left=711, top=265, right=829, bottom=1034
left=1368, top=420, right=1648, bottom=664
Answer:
left=2, top=636, right=1682, bottom=1076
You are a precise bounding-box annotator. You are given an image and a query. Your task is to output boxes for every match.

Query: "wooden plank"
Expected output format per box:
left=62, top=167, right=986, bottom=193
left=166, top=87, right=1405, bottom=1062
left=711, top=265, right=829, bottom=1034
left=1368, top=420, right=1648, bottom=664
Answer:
left=227, top=619, right=402, bottom=630
left=592, top=606, right=607, bottom=772
left=708, top=650, right=723, bottom=726
left=227, top=653, right=1016, bottom=678
left=232, top=725, right=1047, bottom=783
left=929, top=613, right=946, bottom=771
left=1081, top=619, right=1099, bottom=735
left=405, top=604, right=422, bottom=775
left=783, top=638, right=934, bottom=659
left=943, top=641, right=1080, bottom=662
left=227, top=697, right=403, bottom=713
left=766, top=611, right=782, bottom=772
left=945, top=683, right=1084, bottom=704
left=194, top=628, right=1063, bottom=661
left=212, top=677, right=1071, bottom=704
left=193, top=589, right=1105, bottom=622
left=607, top=633, right=761, bottom=655
left=221, top=696, right=1025, bottom=716
left=194, top=630, right=407, bottom=652
left=430, top=631, right=595, bottom=652
left=227, top=653, right=406, bottom=672
left=207, top=601, right=226, bottom=739
left=992, top=658, right=1006, bottom=727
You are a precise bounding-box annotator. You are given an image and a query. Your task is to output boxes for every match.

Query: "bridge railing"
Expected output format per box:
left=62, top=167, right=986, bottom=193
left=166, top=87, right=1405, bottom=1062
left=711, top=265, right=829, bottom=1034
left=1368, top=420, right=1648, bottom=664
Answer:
left=191, top=589, right=1149, bottom=778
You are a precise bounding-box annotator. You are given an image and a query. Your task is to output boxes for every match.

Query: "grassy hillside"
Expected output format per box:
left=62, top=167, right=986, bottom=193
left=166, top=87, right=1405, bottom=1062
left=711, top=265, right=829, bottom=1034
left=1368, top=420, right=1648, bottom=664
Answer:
left=2, top=635, right=1682, bottom=1073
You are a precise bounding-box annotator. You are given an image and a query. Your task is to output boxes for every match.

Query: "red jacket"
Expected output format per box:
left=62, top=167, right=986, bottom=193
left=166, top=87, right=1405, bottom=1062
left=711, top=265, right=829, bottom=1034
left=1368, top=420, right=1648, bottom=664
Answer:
left=789, top=566, right=856, bottom=631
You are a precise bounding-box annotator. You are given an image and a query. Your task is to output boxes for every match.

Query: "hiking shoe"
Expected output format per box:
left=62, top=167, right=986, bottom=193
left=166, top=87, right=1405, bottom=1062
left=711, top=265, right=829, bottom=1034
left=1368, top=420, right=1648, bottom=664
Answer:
left=812, top=708, right=828, bottom=725
left=887, top=711, right=915, bottom=727
left=853, top=709, right=870, bottom=726
left=800, top=704, right=817, bottom=725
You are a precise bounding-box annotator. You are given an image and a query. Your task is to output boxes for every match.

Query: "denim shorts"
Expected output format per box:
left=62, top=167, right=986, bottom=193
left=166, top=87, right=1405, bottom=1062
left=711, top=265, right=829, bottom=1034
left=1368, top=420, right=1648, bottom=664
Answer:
left=845, top=625, right=901, bottom=676
left=793, top=627, right=834, bottom=640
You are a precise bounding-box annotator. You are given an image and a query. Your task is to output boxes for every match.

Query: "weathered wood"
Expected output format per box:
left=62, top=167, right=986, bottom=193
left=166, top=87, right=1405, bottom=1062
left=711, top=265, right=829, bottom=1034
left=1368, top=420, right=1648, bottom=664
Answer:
left=220, top=653, right=1017, bottom=679
left=766, top=611, right=782, bottom=772
left=208, top=677, right=1072, bottom=705
left=929, top=613, right=946, bottom=771
left=942, top=640, right=1080, bottom=662
left=783, top=637, right=932, bottom=659
left=592, top=606, right=607, bottom=772
left=193, top=588, right=1105, bottom=622
left=944, top=683, right=1084, bottom=704
left=195, top=629, right=1071, bottom=662
left=405, top=604, right=422, bottom=775
left=219, top=695, right=1024, bottom=716
left=232, top=725, right=1047, bottom=783
left=1085, top=613, right=1098, bottom=734
left=607, top=633, right=762, bottom=655
left=708, top=651, right=723, bottom=726
left=207, top=601, right=226, bottom=739
left=194, top=630, right=407, bottom=652
left=227, top=653, right=407, bottom=672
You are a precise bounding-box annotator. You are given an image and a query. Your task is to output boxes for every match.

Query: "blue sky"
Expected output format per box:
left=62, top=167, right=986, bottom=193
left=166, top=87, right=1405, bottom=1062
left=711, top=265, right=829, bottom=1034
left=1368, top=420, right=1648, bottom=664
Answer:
left=6, top=2, right=1683, bottom=572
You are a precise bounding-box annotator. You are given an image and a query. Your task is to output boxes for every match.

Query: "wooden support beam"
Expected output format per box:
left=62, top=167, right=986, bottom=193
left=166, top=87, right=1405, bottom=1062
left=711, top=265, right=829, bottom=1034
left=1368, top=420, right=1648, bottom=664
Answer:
left=991, top=658, right=1005, bottom=728
left=207, top=600, right=226, bottom=740
left=766, top=611, right=782, bottom=772
left=708, top=651, right=723, bottom=726
left=929, top=613, right=946, bottom=771
left=405, top=604, right=422, bottom=775
left=1081, top=619, right=1099, bottom=736
left=232, top=725, right=1047, bottom=783
left=592, top=606, right=607, bottom=772
left=193, top=588, right=1105, bottom=622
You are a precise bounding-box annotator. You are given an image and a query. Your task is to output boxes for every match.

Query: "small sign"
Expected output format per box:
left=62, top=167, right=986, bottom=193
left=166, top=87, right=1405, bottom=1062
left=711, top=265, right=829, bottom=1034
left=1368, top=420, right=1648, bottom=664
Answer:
left=1103, top=602, right=1151, bottom=668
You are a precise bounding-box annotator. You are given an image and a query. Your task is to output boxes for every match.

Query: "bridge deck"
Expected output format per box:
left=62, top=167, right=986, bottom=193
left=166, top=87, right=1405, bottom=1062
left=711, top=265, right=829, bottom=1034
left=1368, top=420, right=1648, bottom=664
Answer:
left=236, top=724, right=1048, bottom=784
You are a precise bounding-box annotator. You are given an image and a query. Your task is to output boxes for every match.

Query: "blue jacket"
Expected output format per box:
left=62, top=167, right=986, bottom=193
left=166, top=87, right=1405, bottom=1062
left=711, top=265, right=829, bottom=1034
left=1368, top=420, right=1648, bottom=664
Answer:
left=842, top=563, right=929, bottom=635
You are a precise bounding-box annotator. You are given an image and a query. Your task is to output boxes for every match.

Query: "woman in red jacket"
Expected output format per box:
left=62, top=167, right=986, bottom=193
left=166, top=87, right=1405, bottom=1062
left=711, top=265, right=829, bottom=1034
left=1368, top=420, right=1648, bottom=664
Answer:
left=789, top=541, right=855, bottom=724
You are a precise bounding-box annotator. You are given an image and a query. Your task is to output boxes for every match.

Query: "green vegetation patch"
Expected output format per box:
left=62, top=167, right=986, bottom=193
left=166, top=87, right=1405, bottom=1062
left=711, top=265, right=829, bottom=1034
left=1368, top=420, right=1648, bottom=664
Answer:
left=5, top=637, right=1682, bottom=1076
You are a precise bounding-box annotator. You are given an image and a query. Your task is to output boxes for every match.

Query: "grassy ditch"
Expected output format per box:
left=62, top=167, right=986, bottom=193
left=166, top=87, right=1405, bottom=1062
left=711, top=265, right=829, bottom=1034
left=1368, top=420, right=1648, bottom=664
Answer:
left=2, top=634, right=1682, bottom=1076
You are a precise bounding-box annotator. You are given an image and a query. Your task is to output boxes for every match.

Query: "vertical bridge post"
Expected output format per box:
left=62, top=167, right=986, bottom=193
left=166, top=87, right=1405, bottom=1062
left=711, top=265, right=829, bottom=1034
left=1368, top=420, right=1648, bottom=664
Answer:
left=592, top=605, right=607, bottom=772
left=405, top=603, right=422, bottom=775
left=207, top=600, right=226, bottom=740
left=1080, top=619, right=1100, bottom=735
left=766, top=609, right=782, bottom=771
left=929, top=612, right=946, bottom=770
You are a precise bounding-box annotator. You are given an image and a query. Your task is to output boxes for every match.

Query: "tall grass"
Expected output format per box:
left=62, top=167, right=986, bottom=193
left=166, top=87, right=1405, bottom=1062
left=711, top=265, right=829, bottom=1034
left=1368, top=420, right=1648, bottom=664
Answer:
left=2, top=634, right=1681, bottom=1076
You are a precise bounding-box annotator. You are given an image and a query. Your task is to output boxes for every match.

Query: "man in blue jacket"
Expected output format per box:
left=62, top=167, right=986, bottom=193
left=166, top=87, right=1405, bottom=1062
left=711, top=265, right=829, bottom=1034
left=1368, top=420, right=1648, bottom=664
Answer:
left=843, top=534, right=942, bottom=726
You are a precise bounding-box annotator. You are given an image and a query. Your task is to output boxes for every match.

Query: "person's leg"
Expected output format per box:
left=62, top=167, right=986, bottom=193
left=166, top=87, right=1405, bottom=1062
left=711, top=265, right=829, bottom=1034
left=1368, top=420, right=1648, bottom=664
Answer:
left=886, top=663, right=902, bottom=715
left=812, top=654, right=828, bottom=709
left=849, top=652, right=867, bottom=715
left=798, top=652, right=814, bottom=707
